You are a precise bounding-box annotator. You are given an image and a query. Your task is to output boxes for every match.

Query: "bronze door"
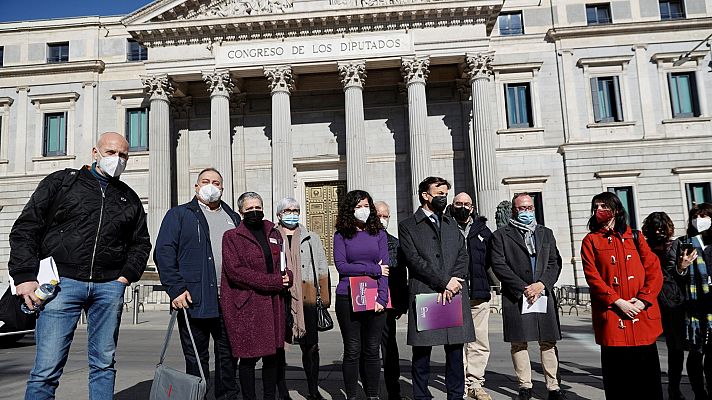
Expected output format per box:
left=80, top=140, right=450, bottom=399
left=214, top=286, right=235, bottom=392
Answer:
left=305, top=180, right=346, bottom=265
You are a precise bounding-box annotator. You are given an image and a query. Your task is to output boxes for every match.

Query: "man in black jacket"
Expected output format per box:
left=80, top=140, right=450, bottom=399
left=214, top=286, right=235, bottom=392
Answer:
left=449, top=192, right=493, bottom=400
left=9, top=132, right=151, bottom=400
left=155, top=168, right=241, bottom=400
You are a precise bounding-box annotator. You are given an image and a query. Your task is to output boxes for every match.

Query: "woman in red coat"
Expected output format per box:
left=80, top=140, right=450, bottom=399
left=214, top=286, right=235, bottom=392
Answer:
left=221, top=191, right=293, bottom=400
left=580, top=191, right=663, bottom=400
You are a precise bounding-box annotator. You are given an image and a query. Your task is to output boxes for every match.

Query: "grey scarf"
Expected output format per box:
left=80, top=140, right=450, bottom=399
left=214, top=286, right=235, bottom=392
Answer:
left=509, top=219, right=537, bottom=256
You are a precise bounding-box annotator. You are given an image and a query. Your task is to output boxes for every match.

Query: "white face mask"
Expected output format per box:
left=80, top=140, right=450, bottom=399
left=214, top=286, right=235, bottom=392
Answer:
left=380, top=218, right=389, bottom=230
left=693, top=217, right=712, bottom=234
left=97, top=153, right=127, bottom=178
left=354, top=207, right=370, bottom=223
left=198, top=184, right=222, bottom=203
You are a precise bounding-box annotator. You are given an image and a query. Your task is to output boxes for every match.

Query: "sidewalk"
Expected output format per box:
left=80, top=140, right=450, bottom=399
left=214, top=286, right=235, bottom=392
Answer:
left=0, top=309, right=688, bottom=399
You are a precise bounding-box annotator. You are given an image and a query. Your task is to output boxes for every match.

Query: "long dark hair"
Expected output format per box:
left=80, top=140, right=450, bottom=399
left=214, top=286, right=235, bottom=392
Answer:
left=335, top=190, right=382, bottom=239
left=587, top=192, right=628, bottom=234
left=687, top=202, right=712, bottom=237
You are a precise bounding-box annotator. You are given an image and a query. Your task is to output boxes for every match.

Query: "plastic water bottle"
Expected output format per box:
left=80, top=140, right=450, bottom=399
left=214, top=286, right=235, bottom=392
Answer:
left=21, top=282, right=57, bottom=314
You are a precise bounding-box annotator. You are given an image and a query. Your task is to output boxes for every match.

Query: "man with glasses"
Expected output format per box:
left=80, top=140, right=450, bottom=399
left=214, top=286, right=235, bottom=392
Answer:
left=448, top=192, right=493, bottom=400
left=399, top=177, right=474, bottom=400
left=489, top=193, right=566, bottom=400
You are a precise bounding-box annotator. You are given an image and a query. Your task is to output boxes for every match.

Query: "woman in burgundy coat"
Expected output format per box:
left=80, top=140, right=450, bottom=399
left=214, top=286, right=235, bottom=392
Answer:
left=580, top=191, right=663, bottom=400
left=221, top=191, right=293, bottom=400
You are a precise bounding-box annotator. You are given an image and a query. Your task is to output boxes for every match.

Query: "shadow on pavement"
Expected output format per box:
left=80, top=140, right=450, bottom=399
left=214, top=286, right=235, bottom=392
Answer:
left=115, top=380, right=153, bottom=399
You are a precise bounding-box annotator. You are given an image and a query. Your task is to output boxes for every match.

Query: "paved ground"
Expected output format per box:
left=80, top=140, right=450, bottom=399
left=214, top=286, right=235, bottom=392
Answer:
left=0, top=309, right=692, bottom=400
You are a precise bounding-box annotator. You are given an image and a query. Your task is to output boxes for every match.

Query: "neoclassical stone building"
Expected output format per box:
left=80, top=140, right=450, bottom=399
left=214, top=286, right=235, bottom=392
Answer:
left=0, top=0, right=710, bottom=286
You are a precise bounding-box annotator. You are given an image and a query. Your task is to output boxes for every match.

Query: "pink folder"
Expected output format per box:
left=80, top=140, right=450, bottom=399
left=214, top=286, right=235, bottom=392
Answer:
left=349, top=276, right=392, bottom=312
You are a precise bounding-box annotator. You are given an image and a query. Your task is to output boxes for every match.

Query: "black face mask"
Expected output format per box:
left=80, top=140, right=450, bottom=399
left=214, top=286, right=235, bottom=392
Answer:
left=648, top=233, right=669, bottom=245
left=243, top=210, right=264, bottom=228
left=430, top=195, right=448, bottom=213
left=451, top=206, right=471, bottom=222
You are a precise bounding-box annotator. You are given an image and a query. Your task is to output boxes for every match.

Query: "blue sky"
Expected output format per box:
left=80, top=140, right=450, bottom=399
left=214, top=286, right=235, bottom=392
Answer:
left=0, top=0, right=155, bottom=23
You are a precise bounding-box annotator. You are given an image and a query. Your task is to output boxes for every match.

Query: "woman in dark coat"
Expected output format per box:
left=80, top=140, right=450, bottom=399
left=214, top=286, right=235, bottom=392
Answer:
left=274, top=197, right=330, bottom=400
left=580, top=192, right=663, bottom=400
left=667, top=203, right=712, bottom=399
left=221, top=191, right=293, bottom=400
left=642, top=212, right=685, bottom=400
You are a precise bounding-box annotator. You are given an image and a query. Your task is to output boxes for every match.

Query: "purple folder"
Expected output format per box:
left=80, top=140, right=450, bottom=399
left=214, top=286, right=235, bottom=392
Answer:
left=415, top=293, right=464, bottom=331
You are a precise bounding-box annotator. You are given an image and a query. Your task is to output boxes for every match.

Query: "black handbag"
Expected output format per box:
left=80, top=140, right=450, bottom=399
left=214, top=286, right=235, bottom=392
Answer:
left=149, top=309, right=207, bottom=400
left=309, top=242, right=333, bottom=332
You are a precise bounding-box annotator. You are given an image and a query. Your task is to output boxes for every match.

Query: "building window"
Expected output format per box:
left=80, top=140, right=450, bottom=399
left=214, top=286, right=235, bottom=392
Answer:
left=0, top=46, right=4, bottom=67
left=43, top=112, right=67, bottom=156
left=608, top=186, right=637, bottom=228
left=126, top=108, right=149, bottom=151
left=127, top=40, right=148, bottom=62
left=668, top=72, right=700, bottom=118
left=591, top=76, right=623, bottom=123
left=586, top=3, right=612, bottom=25
left=660, top=0, right=685, bottom=19
left=686, top=182, right=712, bottom=210
left=530, top=191, right=545, bottom=225
left=504, top=83, right=533, bottom=128
left=499, top=12, right=524, bottom=36
left=47, top=42, right=69, bottom=63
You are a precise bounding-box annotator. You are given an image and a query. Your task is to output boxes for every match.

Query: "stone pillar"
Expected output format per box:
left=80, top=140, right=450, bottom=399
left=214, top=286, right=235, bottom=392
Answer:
left=231, top=94, right=248, bottom=196
left=264, top=65, right=294, bottom=202
left=81, top=82, right=97, bottom=166
left=465, top=52, right=498, bottom=228
left=14, top=87, right=29, bottom=174
left=401, top=56, right=432, bottom=209
left=338, top=60, right=368, bottom=191
left=203, top=69, right=235, bottom=207
left=142, top=74, right=174, bottom=250
left=632, top=45, right=656, bottom=137
left=171, top=97, right=192, bottom=205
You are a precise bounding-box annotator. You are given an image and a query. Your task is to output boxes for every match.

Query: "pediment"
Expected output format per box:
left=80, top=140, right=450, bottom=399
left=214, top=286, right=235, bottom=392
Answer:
left=124, top=0, right=297, bottom=24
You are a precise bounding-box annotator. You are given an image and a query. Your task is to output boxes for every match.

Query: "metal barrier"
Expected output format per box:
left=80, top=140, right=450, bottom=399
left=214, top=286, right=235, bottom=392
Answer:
left=555, top=285, right=591, bottom=316
left=489, top=286, right=502, bottom=313
left=131, top=284, right=168, bottom=324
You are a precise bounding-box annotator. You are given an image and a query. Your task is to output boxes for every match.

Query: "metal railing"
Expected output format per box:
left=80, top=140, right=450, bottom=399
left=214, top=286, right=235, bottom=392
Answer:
left=129, top=284, right=169, bottom=324
left=554, top=285, right=591, bottom=315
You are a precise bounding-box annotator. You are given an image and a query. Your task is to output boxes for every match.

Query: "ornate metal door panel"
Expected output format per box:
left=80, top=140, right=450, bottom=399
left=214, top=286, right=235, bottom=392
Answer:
left=305, top=181, right=346, bottom=265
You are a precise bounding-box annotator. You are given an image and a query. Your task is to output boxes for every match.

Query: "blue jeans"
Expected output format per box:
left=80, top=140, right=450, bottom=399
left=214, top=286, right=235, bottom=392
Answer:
left=25, top=277, right=126, bottom=400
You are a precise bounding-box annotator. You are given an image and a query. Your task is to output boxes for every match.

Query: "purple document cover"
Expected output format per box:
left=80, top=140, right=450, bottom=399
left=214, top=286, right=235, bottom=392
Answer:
left=349, top=276, right=392, bottom=312
left=415, top=293, right=464, bottom=331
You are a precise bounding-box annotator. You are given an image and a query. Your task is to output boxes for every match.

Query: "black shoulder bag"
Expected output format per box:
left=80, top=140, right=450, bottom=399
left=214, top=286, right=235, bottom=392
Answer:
left=632, top=230, right=683, bottom=308
left=308, top=241, right=333, bottom=332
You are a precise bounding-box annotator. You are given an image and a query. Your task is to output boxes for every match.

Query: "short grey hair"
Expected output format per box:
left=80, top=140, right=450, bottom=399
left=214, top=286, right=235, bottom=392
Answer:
left=237, top=191, right=263, bottom=211
left=275, top=197, right=300, bottom=215
left=374, top=201, right=390, bottom=213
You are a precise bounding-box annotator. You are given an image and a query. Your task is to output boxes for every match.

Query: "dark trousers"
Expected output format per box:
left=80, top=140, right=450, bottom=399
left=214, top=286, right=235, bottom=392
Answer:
left=601, top=344, right=663, bottom=400
left=687, top=342, right=712, bottom=399
left=668, top=348, right=685, bottom=398
left=239, top=354, right=278, bottom=400
left=276, top=343, right=321, bottom=398
left=336, top=294, right=387, bottom=398
left=412, top=344, right=464, bottom=400
left=177, top=309, right=239, bottom=400
left=359, top=310, right=402, bottom=399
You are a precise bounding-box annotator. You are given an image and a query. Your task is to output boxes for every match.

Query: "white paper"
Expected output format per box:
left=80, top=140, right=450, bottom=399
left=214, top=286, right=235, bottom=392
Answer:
left=9, top=256, right=60, bottom=295
left=521, top=294, right=548, bottom=314
left=280, top=242, right=287, bottom=272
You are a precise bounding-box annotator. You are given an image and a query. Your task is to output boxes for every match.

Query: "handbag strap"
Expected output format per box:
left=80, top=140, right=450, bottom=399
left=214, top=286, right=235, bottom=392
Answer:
left=308, top=241, right=321, bottom=300
left=158, top=309, right=206, bottom=382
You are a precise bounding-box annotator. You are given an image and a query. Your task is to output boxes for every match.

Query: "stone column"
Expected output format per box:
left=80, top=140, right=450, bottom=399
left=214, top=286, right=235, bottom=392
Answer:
left=142, top=74, right=174, bottom=249
left=171, top=97, right=192, bottom=205
left=81, top=82, right=97, bottom=166
left=264, top=65, right=294, bottom=202
left=203, top=69, right=235, bottom=207
left=338, top=61, right=368, bottom=191
left=401, top=56, right=432, bottom=209
left=231, top=94, right=248, bottom=196
left=465, top=52, right=499, bottom=228
left=14, top=87, right=29, bottom=174
left=632, top=45, right=656, bottom=137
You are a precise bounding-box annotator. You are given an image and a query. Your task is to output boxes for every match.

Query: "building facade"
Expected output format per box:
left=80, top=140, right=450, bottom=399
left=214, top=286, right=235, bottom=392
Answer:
left=0, top=0, right=710, bottom=286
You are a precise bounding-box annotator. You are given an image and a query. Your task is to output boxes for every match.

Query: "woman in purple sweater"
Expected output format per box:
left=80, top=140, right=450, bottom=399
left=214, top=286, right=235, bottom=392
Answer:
left=334, top=190, right=390, bottom=400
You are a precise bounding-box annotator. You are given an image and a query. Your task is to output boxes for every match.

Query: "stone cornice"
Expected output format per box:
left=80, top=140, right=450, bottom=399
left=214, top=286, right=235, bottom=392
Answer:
left=593, top=170, right=641, bottom=179
left=576, top=55, right=633, bottom=68
left=125, top=1, right=501, bottom=47
left=110, top=88, right=147, bottom=100
left=28, top=92, right=80, bottom=104
left=0, top=97, right=14, bottom=107
left=501, top=176, right=549, bottom=185
left=546, top=17, right=712, bottom=41
left=491, top=61, right=543, bottom=74
left=0, top=60, right=105, bottom=78
left=652, top=50, right=708, bottom=64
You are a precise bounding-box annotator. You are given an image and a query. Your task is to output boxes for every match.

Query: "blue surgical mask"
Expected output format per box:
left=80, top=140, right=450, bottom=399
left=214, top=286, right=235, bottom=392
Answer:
left=281, top=214, right=300, bottom=228
left=517, top=211, right=536, bottom=225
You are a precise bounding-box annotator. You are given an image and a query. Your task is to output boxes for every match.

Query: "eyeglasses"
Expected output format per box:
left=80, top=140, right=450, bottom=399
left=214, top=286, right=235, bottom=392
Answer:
left=515, top=206, right=534, bottom=212
left=281, top=208, right=300, bottom=215
left=453, top=202, right=472, bottom=209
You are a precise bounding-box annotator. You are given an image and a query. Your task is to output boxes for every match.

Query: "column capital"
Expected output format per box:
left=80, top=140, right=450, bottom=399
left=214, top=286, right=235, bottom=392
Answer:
left=464, top=52, right=494, bottom=82
left=338, top=60, right=367, bottom=89
left=142, top=74, right=175, bottom=101
left=401, top=56, right=430, bottom=85
left=170, top=96, right=192, bottom=119
left=264, top=65, right=294, bottom=94
left=15, top=86, right=30, bottom=93
left=203, top=69, right=235, bottom=97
